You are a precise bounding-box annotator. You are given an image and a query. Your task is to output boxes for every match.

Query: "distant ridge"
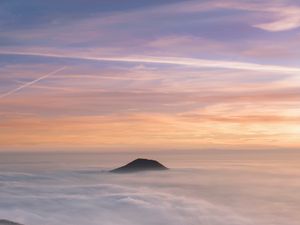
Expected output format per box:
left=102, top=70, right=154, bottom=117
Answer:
left=0, top=220, right=23, bottom=225
left=110, top=158, right=168, bottom=173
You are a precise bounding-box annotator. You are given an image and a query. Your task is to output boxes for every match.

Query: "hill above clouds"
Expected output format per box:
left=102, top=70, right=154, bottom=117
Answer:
left=110, top=158, right=168, bottom=173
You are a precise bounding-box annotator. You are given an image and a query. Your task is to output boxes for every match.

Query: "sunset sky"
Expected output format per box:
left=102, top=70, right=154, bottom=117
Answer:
left=1, top=0, right=300, bottom=151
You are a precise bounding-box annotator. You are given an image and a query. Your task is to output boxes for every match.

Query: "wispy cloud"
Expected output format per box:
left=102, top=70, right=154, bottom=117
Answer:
left=1, top=51, right=300, bottom=74
left=0, top=67, right=66, bottom=99
left=166, top=0, right=300, bottom=32
left=252, top=5, right=300, bottom=32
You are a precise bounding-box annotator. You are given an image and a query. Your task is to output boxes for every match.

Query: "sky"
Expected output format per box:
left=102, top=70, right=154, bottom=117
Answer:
left=0, top=0, right=300, bottom=151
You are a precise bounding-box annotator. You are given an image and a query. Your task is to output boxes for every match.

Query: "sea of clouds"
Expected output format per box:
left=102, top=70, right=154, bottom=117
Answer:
left=0, top=152, right=300, bottom=225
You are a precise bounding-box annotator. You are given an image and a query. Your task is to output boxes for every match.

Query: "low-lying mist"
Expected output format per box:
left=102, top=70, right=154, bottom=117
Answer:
left=0, top=151, right=300, bottom=225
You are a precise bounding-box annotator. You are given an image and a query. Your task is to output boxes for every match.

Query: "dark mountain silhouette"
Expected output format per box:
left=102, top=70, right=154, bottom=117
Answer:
left=0, top=220, right=23, bottom=225
left=111, top=158, right=168, bottom=173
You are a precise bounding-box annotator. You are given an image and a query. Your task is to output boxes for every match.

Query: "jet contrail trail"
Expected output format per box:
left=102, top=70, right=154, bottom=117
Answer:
left=1, top=51, right=300, bottom=74
left=0, top=66, right=66, bottom=99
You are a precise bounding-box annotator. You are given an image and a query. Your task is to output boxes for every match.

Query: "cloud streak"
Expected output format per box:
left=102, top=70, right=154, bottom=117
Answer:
left=0, top=67, right=66, bottom=99
left=1, top=51, right=300, bottom=74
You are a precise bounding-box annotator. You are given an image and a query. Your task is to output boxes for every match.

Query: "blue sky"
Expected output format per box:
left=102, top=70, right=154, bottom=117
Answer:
left=0, top=0, right=300, bottom=151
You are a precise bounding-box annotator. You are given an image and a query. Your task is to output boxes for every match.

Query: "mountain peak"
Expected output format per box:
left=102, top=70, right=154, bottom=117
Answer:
left=110, top=158, right=168, bottom=173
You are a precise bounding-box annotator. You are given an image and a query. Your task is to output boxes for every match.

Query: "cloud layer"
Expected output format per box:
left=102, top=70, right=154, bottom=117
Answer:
left=1, top=151, right=300, bottom=225
left=0, top=182, right=250, bottom=225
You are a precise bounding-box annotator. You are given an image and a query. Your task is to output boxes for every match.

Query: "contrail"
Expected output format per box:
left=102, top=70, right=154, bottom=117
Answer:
left=1, top=51, right=300, bottom=74
left=0, top=66, right=66, bottom=99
